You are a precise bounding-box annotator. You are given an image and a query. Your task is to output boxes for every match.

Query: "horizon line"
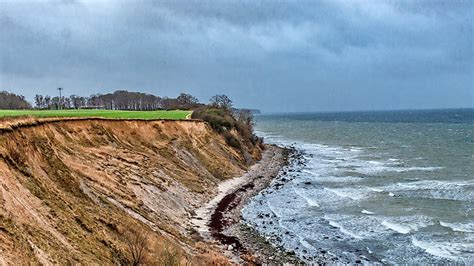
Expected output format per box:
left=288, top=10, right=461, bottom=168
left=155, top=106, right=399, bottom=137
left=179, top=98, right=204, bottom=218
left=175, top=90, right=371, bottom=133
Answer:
left=259, top=107, right=474, bottom=115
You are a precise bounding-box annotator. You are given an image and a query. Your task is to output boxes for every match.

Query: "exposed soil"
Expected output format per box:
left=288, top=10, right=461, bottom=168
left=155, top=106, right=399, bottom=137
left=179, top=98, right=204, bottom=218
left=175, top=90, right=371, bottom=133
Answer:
left=0, top=118, right=261, bottom=264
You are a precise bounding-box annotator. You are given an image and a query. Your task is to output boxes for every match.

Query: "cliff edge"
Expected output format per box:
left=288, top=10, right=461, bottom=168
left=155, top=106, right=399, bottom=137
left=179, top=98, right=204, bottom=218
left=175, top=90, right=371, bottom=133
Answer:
left=0, top=119, right=261, bottom=264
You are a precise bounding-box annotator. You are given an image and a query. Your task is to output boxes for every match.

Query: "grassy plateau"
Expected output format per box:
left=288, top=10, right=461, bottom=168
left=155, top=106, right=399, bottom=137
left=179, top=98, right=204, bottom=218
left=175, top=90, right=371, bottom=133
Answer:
left=0, top=109, right=192, bottom=120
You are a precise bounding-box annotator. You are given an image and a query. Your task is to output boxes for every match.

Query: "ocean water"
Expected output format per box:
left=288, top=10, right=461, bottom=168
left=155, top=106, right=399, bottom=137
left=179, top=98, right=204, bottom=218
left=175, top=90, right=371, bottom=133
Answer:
left=242, top=109, right=474, bottom=264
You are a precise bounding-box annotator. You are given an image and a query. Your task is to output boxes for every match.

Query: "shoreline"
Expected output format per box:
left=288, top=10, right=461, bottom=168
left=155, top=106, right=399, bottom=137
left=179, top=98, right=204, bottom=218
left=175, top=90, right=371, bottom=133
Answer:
left=191, top=145, right=303, bottom=264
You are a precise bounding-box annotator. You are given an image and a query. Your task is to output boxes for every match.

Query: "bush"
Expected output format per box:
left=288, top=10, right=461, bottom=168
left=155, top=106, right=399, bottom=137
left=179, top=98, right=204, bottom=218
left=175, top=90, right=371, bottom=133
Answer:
left=223, top=132, right=241, bottom=149
left=158, top=243, right=182, bottom=266
left=192, top=105, right=260, bottom=155
left=191, top=107, right=235, bottom=133
left=123, top=228, right=149, bottom=266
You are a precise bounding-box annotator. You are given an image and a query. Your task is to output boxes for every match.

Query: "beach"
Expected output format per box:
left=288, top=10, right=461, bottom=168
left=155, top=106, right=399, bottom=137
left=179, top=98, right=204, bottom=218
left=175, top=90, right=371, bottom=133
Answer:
left=191, top=145, right=305, bottom=264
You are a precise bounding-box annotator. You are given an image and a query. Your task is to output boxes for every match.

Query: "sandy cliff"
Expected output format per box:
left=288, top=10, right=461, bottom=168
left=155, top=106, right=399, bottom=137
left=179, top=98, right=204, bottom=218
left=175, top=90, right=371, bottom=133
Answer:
left=0, top=119, right=261, bottom=264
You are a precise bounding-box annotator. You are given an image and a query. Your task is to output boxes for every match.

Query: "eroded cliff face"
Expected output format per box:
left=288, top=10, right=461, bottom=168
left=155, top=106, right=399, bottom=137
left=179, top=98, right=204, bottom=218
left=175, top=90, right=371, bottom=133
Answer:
left=0, top=119, right=261, bottom=264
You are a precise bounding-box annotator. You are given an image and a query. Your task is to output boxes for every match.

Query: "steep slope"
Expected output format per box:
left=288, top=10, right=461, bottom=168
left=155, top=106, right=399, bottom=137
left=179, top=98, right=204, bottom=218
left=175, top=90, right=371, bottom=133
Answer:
left=0, top=119, right=261, bottom=264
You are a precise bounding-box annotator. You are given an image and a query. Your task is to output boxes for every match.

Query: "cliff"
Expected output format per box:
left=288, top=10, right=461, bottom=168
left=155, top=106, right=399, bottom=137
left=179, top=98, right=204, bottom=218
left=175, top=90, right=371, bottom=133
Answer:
left=0, top=118, right=262, bottom=264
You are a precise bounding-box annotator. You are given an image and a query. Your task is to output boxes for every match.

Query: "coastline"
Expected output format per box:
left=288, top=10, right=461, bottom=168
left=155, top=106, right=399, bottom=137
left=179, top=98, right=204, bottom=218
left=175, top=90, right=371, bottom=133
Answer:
left=191, top=145, right=304, bottom=264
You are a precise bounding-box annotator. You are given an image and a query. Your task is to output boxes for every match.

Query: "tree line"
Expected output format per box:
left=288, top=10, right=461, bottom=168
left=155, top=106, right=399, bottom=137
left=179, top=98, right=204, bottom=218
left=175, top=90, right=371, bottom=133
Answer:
left=32, top=90, right=203, bottom=111
left=1, top=89, right=235, bottom=111
left=0, top=91, right=32, bottom=109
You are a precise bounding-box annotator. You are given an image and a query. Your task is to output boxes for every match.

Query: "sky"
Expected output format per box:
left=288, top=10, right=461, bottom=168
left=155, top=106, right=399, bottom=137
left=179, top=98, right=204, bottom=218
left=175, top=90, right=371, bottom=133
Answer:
left=0, top=0, right=473, bottom=112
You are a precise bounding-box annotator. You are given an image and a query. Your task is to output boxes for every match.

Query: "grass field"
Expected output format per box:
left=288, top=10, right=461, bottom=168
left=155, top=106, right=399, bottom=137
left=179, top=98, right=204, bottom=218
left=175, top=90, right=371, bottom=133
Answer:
left=0, top=109, right=192, bottom=120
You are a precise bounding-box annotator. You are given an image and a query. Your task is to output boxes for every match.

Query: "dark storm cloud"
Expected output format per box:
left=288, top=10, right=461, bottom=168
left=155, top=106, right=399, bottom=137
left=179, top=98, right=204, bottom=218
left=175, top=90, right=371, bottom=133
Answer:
left=0, top=0, right=472, bottom=112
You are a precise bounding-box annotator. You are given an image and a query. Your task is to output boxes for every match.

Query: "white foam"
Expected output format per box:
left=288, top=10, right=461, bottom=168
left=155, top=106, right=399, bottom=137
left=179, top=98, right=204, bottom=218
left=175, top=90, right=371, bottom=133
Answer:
left=367, top=186, right=384, bottom=192
left=440, top=221, right=474, bottom=233
left=412, top=238, right=474, bottom=260
left=299, top=238, right=315, bottom=250
left=328, top=220, right=362, bottom=239
left=349, top=158, right=444, bottom=175
left=367, top=246, right=373, bottom=254
left=412, top=238, right=454, bottom=259
left=306, top=198, right=319, bottom=207
left=362, top=209, right=375, bottom=215
left=394, top=166, right=444, bottom=172
left=293, top=188, right=320, bottom=207
left=266, top=202, right=282, bottom=218
left=380, top=180, right=474, bottom=201
left=381, top=221, right=411, bottom=234
left=302, top=171, right=364, bottom=183
left=324, top=187, right=365, bottom=200
left=249, top=129, right=472, bottom=263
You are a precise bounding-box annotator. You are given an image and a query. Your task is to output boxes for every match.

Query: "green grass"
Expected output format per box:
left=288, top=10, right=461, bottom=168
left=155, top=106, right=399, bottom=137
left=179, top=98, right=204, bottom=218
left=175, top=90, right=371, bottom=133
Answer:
left=0, top=109, right=192, bottom=120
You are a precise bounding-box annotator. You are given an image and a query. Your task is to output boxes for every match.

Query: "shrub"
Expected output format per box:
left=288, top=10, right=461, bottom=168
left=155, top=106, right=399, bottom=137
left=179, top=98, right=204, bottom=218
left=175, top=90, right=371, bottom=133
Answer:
left=223, top=132, right=241, bottom=149
left=191, top=107, right=235, bottom=133
left=192, top=105, right=260, bottom=156
left=158, top=243, right=182, bottom=266
left=123, top=228, right=149, bottom=266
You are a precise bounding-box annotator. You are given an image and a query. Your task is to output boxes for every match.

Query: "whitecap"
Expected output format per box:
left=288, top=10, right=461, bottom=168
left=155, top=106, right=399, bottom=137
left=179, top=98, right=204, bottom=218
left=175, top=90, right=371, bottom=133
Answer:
left=367, top=186, right=384, bottom=192
left=367, top=246, right=373, bottom=254
left=293, top=188, right=320, bottom=207
left=381, top=217, right=433, bottom=234
left=350, top=159, right=444, bottom=175
left=381, top=221, right=411, bottom=234
left=328, top=220, right=362, bottom=239
left=299, top=238, right=315, bottom=250
left=266, top=202, right=282, bottom=218
left=324, top=187, right=365, bottom=200
left=390, top=180, right=468, bottom=191
left=439, top=221, right=474, bottom=233
left=362, top=210, right=375, bottom=215
left=305, top=198, right=319, bottom=207
left=379, top=180, right=474, bottom=201
left=394, top=166, right=444, bottom=172
left=411, top=238, right=474, bottom=260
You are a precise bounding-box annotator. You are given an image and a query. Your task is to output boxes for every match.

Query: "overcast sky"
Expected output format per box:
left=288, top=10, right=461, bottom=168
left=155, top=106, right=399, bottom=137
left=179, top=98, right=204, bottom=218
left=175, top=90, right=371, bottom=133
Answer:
left=1, top=0, right=472, bottom=112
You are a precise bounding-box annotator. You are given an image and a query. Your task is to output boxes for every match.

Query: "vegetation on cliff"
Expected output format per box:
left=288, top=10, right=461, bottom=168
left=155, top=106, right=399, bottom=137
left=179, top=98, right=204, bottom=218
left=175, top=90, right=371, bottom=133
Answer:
left=0, top=119, right=262, bottom=264
left=0, top=88, right=264, bottom=264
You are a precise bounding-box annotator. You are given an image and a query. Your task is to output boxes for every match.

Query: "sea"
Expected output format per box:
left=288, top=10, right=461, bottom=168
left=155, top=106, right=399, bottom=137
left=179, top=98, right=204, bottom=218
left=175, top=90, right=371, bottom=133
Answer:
left=242, top=109, right=473, bottom=264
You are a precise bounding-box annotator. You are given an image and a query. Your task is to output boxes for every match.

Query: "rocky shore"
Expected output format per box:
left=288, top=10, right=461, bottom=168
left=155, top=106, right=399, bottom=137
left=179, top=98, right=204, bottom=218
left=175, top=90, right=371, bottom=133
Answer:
left=232, top=145, right=380, bottom=265
left=192, top=145, right=309, bottom=264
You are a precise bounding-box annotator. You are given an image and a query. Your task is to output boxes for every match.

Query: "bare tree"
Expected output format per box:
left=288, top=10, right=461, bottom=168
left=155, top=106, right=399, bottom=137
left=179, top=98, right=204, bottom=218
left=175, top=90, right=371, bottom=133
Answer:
left=44, top=95, right=51, bottom=109
left=123, top=228, right=149, bottom=266
left=70, top=95, right=85, bottom=109
left=237, top=109, right=254, bottom=126
left=176, top=93, right=199, bottom=109
left=209, top=94, right=233, bottom=110
left=34, top=94, right=44, bottom=109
